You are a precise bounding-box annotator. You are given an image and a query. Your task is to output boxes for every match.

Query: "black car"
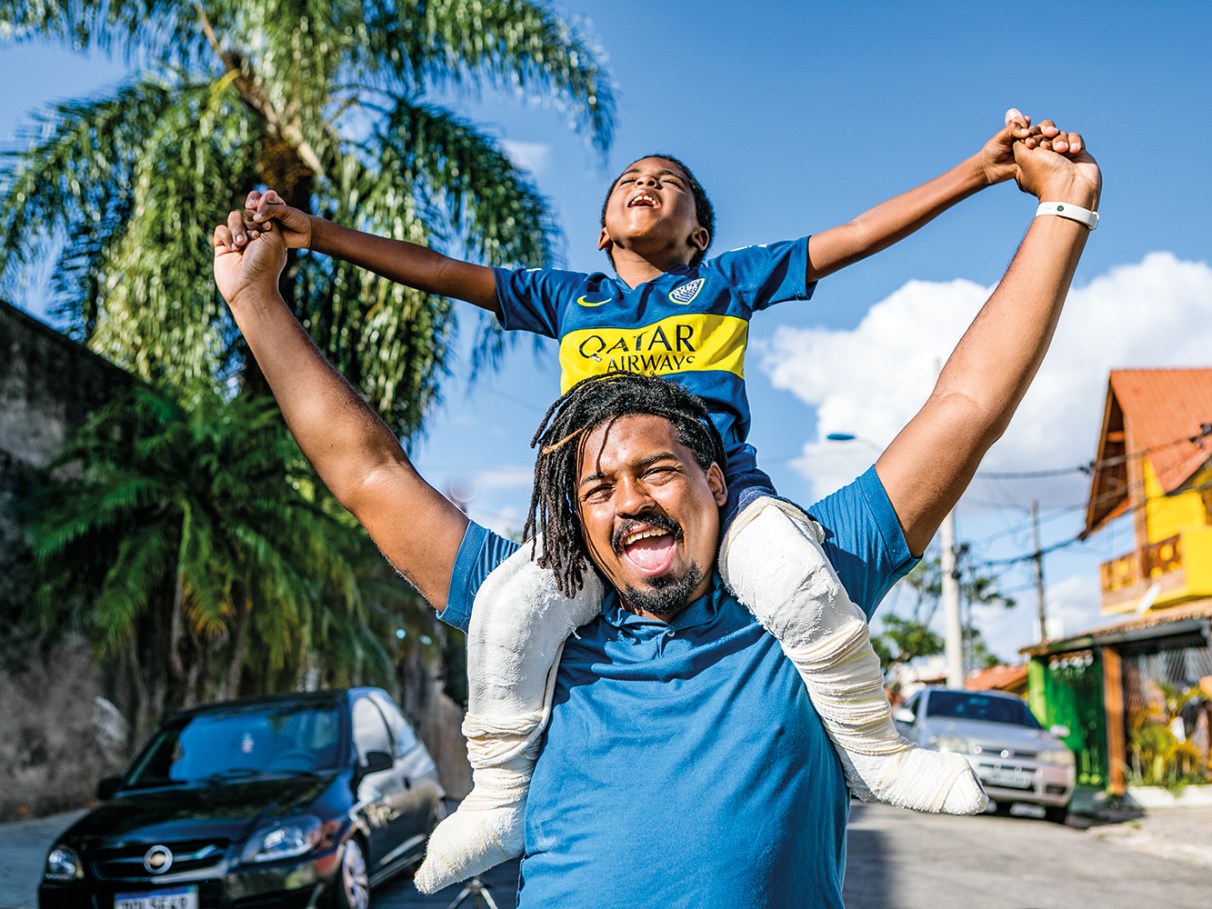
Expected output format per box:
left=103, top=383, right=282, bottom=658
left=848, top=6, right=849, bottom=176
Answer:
left=39, top=687, right=444, bottom=909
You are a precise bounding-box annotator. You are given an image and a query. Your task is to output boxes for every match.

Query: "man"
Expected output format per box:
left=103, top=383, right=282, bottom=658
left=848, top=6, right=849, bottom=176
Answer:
left=213, top=125, right=1099, bottom=906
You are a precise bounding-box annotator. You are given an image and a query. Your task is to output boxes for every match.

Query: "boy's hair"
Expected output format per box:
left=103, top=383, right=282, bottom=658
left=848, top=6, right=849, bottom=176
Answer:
left=599, top=153, right=715, bottom=269
left=523, top=372, right=726, bottom=597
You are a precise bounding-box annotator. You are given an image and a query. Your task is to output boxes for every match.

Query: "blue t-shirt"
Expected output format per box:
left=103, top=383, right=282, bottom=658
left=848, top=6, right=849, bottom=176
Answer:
left=441, top=467, right=916, bottom=908
left=494, top=239, right=813, bottom=466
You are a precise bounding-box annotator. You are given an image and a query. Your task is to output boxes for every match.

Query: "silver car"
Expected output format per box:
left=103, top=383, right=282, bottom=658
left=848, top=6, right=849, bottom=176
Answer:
left=893, top=687, right=1075, bottom=823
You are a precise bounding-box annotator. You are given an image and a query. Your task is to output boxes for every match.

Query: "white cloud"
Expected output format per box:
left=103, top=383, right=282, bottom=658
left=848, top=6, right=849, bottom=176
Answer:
left=501, top=140, right=552, bottom=176
left=763, top=253, right=1212, bottom=508
left=764, top=254, right=1212, bottom=659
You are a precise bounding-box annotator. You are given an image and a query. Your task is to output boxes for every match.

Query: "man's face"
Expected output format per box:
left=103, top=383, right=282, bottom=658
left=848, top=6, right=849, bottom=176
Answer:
left=575, top=413, right=726, bottom=620
left=598, top=157, right=709, bottom=265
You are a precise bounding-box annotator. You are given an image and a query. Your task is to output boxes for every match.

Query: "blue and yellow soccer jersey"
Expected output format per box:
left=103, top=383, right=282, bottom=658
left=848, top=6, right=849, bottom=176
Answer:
left=494, top=238, right=813, bottom=452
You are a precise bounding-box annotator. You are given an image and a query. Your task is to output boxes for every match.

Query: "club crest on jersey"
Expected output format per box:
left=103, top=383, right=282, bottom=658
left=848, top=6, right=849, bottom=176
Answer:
left=668, top=279, right=704, bottom=306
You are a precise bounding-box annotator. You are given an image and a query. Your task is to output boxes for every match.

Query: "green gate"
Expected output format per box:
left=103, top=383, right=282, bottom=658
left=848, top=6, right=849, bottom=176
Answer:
left=1028, top=652, right=1108, bottom=787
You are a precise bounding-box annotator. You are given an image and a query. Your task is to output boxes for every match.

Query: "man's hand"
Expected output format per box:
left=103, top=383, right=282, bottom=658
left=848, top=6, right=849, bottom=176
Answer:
left=241, top=189, right=314, bottom=250
left=980, top=108, right=1088, bottom=186
left=1013, top=126, right=1101, bottom=210
left=213, top=212, right=287, bottom=307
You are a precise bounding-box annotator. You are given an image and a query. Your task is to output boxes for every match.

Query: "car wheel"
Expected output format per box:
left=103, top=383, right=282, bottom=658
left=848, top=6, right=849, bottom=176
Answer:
left=993, top=800, right=1014, bottom=816
left=333, top=837, right=371, bottom=909
left=1044, top=804, right=1069, bottom=825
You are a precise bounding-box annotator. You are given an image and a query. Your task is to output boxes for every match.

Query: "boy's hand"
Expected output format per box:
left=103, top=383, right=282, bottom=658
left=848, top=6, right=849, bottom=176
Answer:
left=214, top=210, right=287, bottom=307
left=981, top=108, right=1083, bottom=186
left=241, top=189, right=313, bottom=250
left=1012, top=128, right=1101, bottom=209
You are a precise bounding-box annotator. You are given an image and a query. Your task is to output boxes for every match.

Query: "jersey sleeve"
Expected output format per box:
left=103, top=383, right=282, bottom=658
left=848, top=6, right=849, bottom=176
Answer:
left=438, top=522, right=521, bottom=633
left=709, top=237, right=815, bottom=314
left=493, top=266, right=585, bottom=338
left=807, top=466, right=918, bottom=620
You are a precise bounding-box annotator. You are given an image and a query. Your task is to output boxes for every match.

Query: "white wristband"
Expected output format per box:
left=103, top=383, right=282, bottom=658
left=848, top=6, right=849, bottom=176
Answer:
left=1036, top=201, right=1099, bottom=231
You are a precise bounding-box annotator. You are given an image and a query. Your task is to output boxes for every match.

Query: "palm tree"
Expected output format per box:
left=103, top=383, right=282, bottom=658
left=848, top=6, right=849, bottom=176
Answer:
left=31, top=384, right=414, bottom=735
left=0, top=0, right=615, bottom=436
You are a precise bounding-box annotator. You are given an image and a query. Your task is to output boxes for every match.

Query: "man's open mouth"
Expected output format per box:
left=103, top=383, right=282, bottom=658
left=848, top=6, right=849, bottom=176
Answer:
left=613, top=517, right=681, bottom=576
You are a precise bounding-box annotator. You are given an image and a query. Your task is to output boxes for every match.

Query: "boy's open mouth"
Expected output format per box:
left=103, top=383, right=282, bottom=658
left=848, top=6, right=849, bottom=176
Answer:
left=614, top=519, right=680, bottom=577
left=628, top=191, right=658, bottom=208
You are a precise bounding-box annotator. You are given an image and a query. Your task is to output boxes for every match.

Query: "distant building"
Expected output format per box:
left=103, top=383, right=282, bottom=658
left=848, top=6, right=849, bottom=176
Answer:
left=1024, top=368, right=1212, bottom=796
left=1085, top=368, right=1212, bottom=615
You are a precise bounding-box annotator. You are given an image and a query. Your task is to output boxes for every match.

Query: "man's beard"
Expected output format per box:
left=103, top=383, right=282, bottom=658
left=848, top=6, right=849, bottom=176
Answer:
left=622, top=563, right=704, bottom=619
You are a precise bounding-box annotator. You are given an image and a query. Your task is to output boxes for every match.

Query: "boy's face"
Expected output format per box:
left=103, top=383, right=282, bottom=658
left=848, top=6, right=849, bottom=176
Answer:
left=598, top=157, right=709, bottom=267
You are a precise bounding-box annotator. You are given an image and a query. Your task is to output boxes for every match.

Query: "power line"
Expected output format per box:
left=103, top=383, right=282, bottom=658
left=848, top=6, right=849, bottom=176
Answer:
left=972, top=475, right=1212, bottom=569
left=970, top=421, right=1212, bottom=480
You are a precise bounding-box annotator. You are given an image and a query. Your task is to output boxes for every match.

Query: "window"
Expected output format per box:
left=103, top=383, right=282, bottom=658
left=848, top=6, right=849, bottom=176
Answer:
left=926, top=691, right=1040, bottom=728
left=352, top=697, right=392, bottom=761
left=371, top=692, right=418, bottom=758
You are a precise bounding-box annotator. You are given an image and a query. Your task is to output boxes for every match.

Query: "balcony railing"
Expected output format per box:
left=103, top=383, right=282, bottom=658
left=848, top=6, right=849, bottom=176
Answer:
left=1099, top=528, right=1212, bottom=614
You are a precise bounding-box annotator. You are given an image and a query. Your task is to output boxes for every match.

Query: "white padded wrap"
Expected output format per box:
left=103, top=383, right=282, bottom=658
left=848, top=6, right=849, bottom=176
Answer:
left=414, top=538, right=602, bottom=893
left=719, top=497, right=988, bottom=816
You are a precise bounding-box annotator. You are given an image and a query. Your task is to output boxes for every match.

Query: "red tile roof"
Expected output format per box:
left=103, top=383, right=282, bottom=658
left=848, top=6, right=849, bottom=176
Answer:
left=1085, top=368, right=1212, bottom=534
left=965, top=664, right=1029, bottom=693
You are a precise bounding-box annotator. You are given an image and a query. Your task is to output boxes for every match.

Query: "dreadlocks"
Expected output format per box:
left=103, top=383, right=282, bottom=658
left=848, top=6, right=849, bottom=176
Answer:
left=522, top=372, right=726, bottom=598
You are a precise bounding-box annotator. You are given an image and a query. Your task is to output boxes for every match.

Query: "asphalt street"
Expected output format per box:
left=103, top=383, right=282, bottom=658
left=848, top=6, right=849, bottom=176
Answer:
left=5, top=798, right=1211, bottom=909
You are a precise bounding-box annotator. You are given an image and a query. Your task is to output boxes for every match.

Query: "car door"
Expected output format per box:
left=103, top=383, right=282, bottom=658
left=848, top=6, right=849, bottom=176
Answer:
left=351, top=694, right=409, bottom=874
left=370, top=692, right=441, bottom=842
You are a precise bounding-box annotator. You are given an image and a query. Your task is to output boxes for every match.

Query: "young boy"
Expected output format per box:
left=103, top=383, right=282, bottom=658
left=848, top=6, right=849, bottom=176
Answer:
left=233, top=109, right=1069, bottom=892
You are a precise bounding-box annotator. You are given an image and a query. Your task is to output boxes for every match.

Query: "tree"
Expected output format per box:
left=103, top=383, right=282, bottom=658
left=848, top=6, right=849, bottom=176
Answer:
left=874, top=549, right=1015, bottom=672
left=0, top=0, right=615, bottom=436
left=30, top=385, right=413, bottom=736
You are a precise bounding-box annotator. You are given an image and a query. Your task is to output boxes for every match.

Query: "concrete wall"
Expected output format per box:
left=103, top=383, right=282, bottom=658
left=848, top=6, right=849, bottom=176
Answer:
left=0, top=300, right=137, bottom=818
left=0, top=301, right=132, bottom=469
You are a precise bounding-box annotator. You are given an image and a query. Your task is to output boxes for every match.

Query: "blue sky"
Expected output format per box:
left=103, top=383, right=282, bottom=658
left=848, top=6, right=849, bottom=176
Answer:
left=3, top=0, right=1211, bottom=661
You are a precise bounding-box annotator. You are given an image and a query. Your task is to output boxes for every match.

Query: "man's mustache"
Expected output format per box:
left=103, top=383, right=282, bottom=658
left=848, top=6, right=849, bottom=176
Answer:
left=611, top=514, right=682, bottom=555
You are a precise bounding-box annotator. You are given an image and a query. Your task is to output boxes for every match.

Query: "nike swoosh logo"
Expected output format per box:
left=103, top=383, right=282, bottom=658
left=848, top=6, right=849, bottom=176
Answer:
left=576, top=295, right=611, bottom=307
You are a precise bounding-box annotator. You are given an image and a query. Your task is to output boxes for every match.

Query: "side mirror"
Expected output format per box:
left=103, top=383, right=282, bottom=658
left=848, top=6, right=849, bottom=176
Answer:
left=96, top=776, right=123, bottom=801
left=1049, top=724, right=1071, bottom=739
left=893, top=708, right=915, bottom=725
left=360, top=750, right=394, bottom=776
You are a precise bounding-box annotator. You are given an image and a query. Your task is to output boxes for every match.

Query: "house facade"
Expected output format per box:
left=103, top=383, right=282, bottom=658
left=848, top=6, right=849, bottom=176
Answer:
left=1025, top=369, right=1212, bottom=795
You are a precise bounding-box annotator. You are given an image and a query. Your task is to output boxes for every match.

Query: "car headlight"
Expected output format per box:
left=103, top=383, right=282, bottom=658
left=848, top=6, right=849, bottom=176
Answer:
left=240, top=816, right=323, bottom=864
left=929, top=735, right=972, bottom=754
left=44, top=845, right=84, bottom=881
left=1038, top=747, right=1075, bottom=766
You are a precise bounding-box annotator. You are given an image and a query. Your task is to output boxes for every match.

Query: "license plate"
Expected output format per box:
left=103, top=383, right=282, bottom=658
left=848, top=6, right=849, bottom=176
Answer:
left=984, top=767, right=1033, bottom=789
left=114, top=886, right=199, bottom=909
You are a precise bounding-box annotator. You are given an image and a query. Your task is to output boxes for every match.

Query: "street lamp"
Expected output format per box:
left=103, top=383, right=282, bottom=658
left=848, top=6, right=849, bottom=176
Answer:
left=824, top=432, right=879, bottom=448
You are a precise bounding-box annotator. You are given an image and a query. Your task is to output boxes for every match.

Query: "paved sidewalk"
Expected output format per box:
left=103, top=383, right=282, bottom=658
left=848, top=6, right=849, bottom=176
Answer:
left=1069, top=788, right=1212, bottom=871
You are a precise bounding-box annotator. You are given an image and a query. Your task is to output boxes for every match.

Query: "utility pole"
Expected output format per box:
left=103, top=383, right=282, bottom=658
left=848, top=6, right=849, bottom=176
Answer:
left=941, top=508, right=964, bottom=688
left=1031, top=498, right=1048, bottom=643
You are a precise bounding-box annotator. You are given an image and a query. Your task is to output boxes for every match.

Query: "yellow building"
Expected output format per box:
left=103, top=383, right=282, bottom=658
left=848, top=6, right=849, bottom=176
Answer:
left=1085, top=368, right=1212, bottom=615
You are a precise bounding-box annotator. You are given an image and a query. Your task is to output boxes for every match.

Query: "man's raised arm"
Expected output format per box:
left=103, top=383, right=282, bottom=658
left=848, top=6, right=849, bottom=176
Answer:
left=213, top=215, right=468, bottom=608
left=876, top=124, right=1101, bottom=556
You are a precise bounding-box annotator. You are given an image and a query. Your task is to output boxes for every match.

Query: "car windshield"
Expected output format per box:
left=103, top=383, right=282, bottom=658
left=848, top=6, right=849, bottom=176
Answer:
left=925, top=691, right=1041, bottom=728
left=124, top=703, right=343, bottom=788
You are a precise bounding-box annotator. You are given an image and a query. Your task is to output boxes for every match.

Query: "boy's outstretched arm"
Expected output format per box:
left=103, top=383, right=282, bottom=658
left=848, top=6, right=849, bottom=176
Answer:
left=239, top=189, right=501, bottom=315
left=875, top=127, right=1100, bottom=556
left=213, top=214, right=469, bottom=609
left=805, top=109, right=1075, bottom=282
